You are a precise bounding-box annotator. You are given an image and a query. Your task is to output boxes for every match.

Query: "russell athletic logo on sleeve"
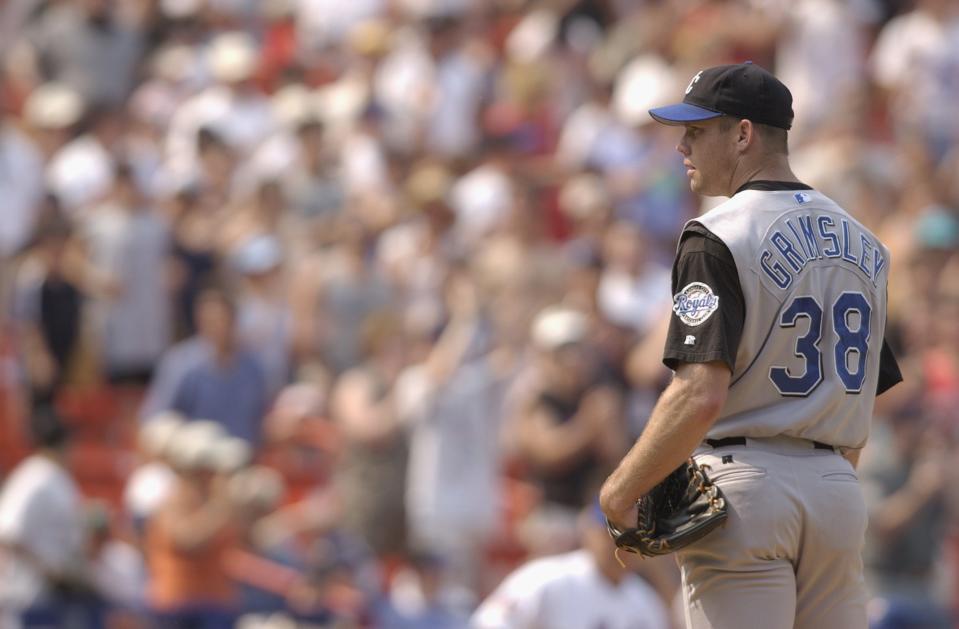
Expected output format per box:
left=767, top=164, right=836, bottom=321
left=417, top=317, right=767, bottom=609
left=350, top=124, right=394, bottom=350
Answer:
left=673, top=282, right=719, bottom=326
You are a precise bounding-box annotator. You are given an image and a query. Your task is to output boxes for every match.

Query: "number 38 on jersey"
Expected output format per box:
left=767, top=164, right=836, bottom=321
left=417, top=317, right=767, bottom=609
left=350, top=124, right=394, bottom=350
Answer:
left=769, top=292, right=871, bottom=396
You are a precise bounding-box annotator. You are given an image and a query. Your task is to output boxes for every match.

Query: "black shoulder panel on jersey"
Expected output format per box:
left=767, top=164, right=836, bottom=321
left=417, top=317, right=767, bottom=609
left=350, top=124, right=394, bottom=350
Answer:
left=663, top=225, right=746, bottom=373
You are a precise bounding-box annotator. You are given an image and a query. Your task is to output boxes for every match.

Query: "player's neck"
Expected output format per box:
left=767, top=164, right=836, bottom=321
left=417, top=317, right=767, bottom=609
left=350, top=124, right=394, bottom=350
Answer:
left=727, top=154, right=799, bottom=197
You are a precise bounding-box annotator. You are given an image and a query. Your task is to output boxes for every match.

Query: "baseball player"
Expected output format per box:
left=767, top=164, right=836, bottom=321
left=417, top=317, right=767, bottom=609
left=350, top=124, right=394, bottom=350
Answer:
left=599, top=62, right=903, bottom=629
left=471, top=503, right=670, bottom=629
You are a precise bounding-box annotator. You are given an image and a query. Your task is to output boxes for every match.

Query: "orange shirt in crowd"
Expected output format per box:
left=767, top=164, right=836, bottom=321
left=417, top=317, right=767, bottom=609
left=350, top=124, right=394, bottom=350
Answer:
left=145, top=487, right=239, bottom=610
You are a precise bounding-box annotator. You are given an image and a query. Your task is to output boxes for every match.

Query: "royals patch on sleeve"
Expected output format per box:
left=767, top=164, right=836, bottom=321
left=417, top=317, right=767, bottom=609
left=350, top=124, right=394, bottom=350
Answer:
left=673, top=282, right=719, bottom=327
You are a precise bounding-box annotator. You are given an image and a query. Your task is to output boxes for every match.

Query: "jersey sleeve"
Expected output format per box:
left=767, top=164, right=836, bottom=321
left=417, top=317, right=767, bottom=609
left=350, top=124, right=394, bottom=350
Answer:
left=663, top=225, right=745, bottom=372
left=876, top=338, right=903, bottom=396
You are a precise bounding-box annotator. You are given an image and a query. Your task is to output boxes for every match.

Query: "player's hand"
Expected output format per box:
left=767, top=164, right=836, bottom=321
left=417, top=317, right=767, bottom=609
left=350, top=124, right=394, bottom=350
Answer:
left=603, top=499, right=639, bottom=533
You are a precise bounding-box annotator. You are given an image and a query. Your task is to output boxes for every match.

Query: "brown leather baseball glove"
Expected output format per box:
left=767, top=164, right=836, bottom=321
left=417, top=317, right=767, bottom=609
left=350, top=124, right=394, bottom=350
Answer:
left=606, top=458, right=728, bottom=559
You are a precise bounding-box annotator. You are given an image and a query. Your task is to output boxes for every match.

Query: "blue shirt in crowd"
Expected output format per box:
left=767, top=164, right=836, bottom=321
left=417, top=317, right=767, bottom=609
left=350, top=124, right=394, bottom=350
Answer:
left=140, top=338, right=268, bottom=444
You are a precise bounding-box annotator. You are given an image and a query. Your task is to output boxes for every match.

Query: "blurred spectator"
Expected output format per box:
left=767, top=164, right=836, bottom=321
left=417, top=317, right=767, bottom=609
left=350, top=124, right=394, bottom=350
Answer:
left=596, top=220, right=671, bottom=336
left=557, top=172, right=614, bottom=267
left=24, top=0, right=146, bottom=107
left=11, top=219, right=86, bottom=407
left=282, top=539, right=375, bottom=626
left=2, top=82, right=81, bottom=337
left=376, top=160, right=456, bottom=327
left=165, top=32, right=276, bottom=189
left=190, top=126, right=241, bottom=205
left=471, top=502, right=670, bottom=629
left=330, top=310, right=410, bottom=556
left=262, top=371, right=334, bottom=453
left=0, top=0, right=42, bottom=59
left=230, top=234, right=294, bottom=396
left=374, top=550, right=472, bottom=629
left=46, top=105, right=125, bottom=214
left=774, top=0, right=877, bottom=142
left=219, top=179, right=288, bottom=253
left=338, top=100, right=393, bottom=199
left=168, top=188, right=221, bottom=337
left=299, top=220, right=395, bottom=373
left=145, top=420, right=241, bottom=628
left=129, top=43, right=204, bottom=134
left=396, top=270, right=506, bottom=590
left=249, top=486, right=383, bottom=625
left=0, top=89, right=48, bottom=260
left=870, top=0, right=959, bottom=160
left=556, top=78, right=617, bottom=171
left=373, top=18, right=440, bottom=153
left=85, top=501, right=148, bottom=618
left=140, top=285, right=269, bottom=444
left=608, top=120, right=695, bottom=254
left=405, top=15, right=494, bottom=159
left=861, top=413, right=955, bottom=629
left=123, top=412, right=184, bottom=534
left=449, top=138, right=515, bottom=252
left=512, top=306, right=626, bottom=517
left=227, top=465, right=289, bottom=616
left=0, top=407, right=101, bottom=628
left=295, top=0, right=385, bottom=53
left=80, top=163, right=173, bottom=385
left=562, top=54, right=694, bottom=252
left=278, top=117, right=346, bottom=246
left=19, top=82, right=85, bottom=158
left=425, top=17, right=494, bottom=159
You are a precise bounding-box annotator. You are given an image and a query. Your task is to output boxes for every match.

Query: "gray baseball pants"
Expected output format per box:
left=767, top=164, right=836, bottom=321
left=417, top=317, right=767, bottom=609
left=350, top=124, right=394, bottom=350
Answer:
left=677, top=435, right=869, bottom=629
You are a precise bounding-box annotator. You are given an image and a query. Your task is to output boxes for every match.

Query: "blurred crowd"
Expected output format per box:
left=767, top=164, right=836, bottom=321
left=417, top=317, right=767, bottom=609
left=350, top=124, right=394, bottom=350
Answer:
left=0, top=0, right=958, bottom=627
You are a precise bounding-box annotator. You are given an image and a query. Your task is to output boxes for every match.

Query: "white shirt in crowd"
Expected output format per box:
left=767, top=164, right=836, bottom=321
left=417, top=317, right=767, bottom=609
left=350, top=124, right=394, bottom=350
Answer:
left=471, top=550, right=670, bottom=629
left=81, top=203, right=172, bottom=373
left=374, top=29, right=435, bottom=150
left=449, top=163, right=513, bottom=250
left=0, top=123, right=45, bottom=258
left=122, top=461, right=176, bottom=522
left=870, top=7, right=959, bottom=144
left=425, top=49, right=489, bottom=159
left=92, top=539, right=148, bottom=609
left=775, top=0, right=874, bottom=140
left=556, top=101, right=615, bottom=169
left=46, top=134, right=115, bottom=214
left=296, top=0, right=385, bottom=50
left=0, top=454, right=85, bottom=612
left=597, top=264, right=672, bottom=336
left=164, top=85, right=275, bottom=187
left=397, top=360, right=503, bottom=552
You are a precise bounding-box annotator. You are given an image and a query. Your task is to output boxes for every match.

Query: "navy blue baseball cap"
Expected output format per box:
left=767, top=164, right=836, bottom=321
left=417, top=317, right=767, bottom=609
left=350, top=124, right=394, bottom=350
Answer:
left=649, top=62, right=794, bottom=130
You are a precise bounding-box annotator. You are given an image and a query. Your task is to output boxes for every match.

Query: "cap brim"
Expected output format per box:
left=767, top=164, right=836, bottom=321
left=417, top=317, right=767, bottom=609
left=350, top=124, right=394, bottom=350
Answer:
left=648, top=102, right=724, bottom=125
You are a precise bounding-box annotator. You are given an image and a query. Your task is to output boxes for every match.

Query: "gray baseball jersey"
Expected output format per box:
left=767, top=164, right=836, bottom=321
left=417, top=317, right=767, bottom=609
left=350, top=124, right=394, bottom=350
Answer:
left=666, top=184, right=898, bottom=448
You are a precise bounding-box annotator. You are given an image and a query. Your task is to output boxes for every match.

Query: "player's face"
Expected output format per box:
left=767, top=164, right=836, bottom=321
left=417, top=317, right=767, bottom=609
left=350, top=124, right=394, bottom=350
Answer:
left=676, top=118, right=738, bottom=196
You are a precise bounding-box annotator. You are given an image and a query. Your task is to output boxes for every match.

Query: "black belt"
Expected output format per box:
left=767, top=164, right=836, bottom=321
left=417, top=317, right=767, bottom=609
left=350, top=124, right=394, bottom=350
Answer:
left=705, top=436, right=835, bottom=451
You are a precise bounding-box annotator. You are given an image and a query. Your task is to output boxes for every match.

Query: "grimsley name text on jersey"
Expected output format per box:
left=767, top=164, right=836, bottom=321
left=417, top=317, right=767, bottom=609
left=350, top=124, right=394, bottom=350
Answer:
left=759, top=209, right=886, bottom=291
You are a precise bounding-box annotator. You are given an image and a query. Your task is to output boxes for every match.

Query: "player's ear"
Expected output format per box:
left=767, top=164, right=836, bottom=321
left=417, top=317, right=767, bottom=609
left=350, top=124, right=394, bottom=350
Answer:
left=736, top=119, right=754, bottom=152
